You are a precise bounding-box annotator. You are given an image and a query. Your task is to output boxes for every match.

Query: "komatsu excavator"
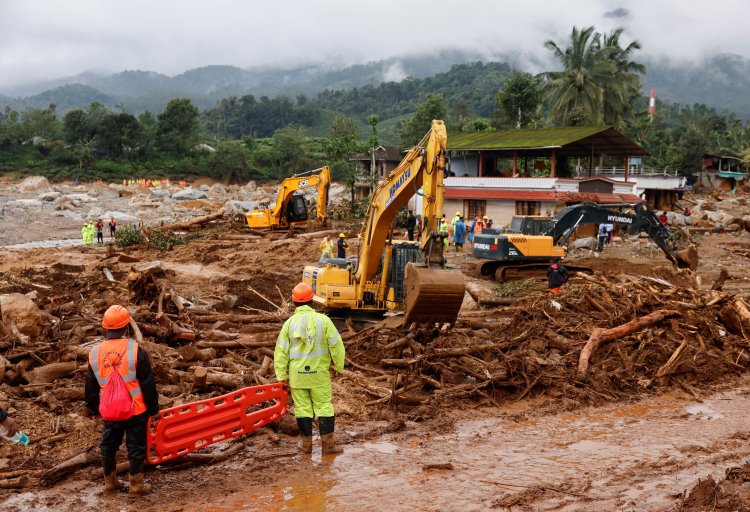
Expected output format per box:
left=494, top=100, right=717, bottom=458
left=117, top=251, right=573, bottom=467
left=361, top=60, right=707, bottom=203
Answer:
left=473, top=202, right=698, bottom=281
left=302, top=120, right=465, bottom=325
left=246, top=166, right=330, bottom=230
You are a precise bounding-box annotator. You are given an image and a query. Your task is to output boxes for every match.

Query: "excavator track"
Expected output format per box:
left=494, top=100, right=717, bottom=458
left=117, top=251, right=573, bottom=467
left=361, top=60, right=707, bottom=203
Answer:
left=480, top=261, right=593, bottom=282
left=403, top=264, right=465, bottom=325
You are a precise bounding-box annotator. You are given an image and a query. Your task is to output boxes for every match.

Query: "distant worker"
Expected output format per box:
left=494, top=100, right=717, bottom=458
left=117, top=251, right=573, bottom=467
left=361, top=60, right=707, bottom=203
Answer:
left=486, top=218, right=494, bottom=229
left=95, top=219, right=104, bottom=244
left=109, top=217, right=117, bottom=239
left=473, top=215, right=486, bottom=240
left=337, top=233, right=348, bottom=258
left=453, top=216, right=466, bottom=252
left=684, top=207, right=692, bottom=217
left=468, top=216, right=477, bottom=246
left=405, top=210, right=417, bottom=241
left=547, top=258, right=570, bottom=294
left=450, top=211, right=461, bottom=239
left=85, top=305, right=159, bottom=494
left=659, top=212, right=668, bottom=225
left=81, top=223, right=88, bottom=246
left=439, top=217, right=449, bottom=249
left=275, top=283, right=345, bottom=455
left=605, top=223, right=614, bottom=246
left=597, top=224, right=608, bottom=252
left=320, top=236, right=334, bottom=260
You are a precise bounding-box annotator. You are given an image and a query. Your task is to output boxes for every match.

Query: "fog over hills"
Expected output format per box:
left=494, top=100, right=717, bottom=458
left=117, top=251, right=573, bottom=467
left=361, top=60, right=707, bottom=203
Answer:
left=1, top=50, right=749, bottom=121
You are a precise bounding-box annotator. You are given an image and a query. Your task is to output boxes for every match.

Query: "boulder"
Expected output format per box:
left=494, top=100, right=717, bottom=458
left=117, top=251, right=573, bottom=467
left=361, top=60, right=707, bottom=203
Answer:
left=0, top=293, right=47, bottom=337
left=38, top=191, right=62, bottom=202
left=208, top=183, right=227, bottom=196
left=16, top=176, right=52, bottom=193
left=49, top=211, right=84, bottom=221
left=65, top=193, right=97, bottom=203
left=243, top=181, right=257, bottom=192
left=571, top=237, right=597, bottom=250
left=199, top=184, right=210, bottom=192
left=101, top=211, right=140, bottom=223
left=223, top=200, right=256, bottom=216
left=172, top=188, right=208, bottom=200
left=108, top=184, right=137, bottom=197
left=705, top=211, right=734, bottom=225
left=13, top=199, right=43, bottom=208
left=152, top=190, right=172, bottom=198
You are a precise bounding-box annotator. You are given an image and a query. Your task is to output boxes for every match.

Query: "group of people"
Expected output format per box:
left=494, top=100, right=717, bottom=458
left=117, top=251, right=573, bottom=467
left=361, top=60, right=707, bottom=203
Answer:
left=596, top=223, right=614, bottom=252
left=319, top=233, right=348, bottom=259
left=81, top=218, right=117, bottom=245
left=403, top=210, right=493, bottom=252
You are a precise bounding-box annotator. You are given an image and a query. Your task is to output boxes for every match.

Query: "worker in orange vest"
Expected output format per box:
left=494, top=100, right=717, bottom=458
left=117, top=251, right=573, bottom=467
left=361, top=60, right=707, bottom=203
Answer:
left=85, top=305, right=159, bottom=494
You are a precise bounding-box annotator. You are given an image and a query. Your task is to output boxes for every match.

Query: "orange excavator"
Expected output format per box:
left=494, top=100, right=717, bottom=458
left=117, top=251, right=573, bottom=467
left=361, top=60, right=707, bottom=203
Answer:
left=245, top=166, right=330, bottom=230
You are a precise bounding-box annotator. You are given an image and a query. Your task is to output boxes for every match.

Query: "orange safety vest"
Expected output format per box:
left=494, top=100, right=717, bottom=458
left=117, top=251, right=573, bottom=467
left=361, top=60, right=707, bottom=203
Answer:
left=474, top=220, right=486, bottom=234
left=89, top=338, right=147, bottom=416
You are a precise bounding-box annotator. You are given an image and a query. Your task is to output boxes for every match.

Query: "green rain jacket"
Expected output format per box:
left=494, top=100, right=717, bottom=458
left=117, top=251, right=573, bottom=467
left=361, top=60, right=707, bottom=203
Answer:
left=274, top=305, right=345, bottom=389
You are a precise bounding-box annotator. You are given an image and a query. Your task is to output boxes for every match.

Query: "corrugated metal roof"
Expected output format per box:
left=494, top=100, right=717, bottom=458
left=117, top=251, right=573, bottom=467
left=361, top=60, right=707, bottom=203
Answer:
left=447, top=126, right=649, bottom=157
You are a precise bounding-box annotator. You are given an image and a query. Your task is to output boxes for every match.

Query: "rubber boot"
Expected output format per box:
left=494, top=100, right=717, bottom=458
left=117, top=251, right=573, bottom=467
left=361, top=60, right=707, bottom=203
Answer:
left=128, top=472, right=152, bottom=495
left=319, top=416, right=343, bottom=455
left=296, top=417, right=313, bottom=454
left=103, top=471, right=123, bottom=492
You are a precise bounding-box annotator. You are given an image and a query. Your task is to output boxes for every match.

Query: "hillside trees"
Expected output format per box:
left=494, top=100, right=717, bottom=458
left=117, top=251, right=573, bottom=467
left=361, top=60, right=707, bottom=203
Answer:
left=493, top=71, right=541, bottom=128
left=157, top=98, right=200, bottom=156
left=400, top=93, right=447, bottom=146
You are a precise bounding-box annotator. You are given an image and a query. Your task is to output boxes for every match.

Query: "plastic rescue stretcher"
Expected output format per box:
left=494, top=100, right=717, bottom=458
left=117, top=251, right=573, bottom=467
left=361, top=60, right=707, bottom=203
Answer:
left=147, top=382, right=288, bottom=464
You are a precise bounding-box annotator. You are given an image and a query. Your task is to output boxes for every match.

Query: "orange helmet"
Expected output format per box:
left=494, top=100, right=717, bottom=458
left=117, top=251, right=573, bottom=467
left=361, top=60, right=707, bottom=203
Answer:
left=102, top=305, right=131, bottom=330
left=292, top=283, right=314, bottom=303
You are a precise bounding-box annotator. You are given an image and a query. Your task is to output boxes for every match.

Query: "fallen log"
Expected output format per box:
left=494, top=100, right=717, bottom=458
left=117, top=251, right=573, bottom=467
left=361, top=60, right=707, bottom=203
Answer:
left=177, top=345, right=216, bottom=362
left=577, top=309, right=680, bottom=376
left=158, top=209, right=225, bottom=232
left=189, top=311, right=281, bottom=324
left=195, top=337, right=276, bottom=349
left=192, top=366, right=208, bottom=390
left=41, top=444, right=98, bottom=486
left=23, top=362, right=77, bottom=385
left=465, top=282, right=515, bottom=306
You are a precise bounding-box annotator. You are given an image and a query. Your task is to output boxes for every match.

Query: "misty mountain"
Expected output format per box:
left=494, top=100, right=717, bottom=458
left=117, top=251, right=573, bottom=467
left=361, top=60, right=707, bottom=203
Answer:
left=643, top=53, right=750, bottom=120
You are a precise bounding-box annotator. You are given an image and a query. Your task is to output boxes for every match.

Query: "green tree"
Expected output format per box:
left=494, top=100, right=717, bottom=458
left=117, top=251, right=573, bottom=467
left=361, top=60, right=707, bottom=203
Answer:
left=493, top=71, right=542, bottom=128
left=156, top=98, right=200, bottom=156
left=462, top=118, right=494, bottom=132
left=0, top=107, right=21, bottom=148
left=272, top=124, right=310, bottom=178
left=137, top=111, right=158, bottom=159
left=97, top=113, right=141, bottom=158
left=324, top=116, right=362, bottom=202
left=63, top=109, right=89, bottom=143
left=400, top=93, right=448, bottom=146
left=542, top=26, right=642, bottom=127
left=208, top=140, right=251, bottom=181
left=20, top=104, right=61, bottom=141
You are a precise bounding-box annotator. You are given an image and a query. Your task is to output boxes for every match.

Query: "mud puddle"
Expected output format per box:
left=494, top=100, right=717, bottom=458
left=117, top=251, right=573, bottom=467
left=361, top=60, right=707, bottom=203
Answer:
left=3, top=238, right=84, bottom=249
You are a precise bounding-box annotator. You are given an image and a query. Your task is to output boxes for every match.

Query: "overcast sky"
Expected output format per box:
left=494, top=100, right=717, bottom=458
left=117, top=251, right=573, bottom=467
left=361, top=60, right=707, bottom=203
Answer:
left=1, top=0, right=748, bottom=92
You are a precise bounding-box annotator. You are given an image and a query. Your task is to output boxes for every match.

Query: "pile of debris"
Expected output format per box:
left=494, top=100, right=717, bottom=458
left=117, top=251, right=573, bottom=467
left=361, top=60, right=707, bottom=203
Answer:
left=676, top=462, right=750, bottom=511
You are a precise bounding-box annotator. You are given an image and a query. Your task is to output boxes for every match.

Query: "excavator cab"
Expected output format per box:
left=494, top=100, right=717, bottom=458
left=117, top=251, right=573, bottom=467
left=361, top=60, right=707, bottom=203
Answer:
left=285, top=194, right=308, bottom=223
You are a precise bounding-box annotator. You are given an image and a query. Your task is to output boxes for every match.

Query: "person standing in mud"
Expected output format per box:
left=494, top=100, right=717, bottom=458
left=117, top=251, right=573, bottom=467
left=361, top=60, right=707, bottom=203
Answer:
left=319, top=235, right=334, bottom=260
left=547, top=258, right=570, bottom=294
left=109, top=217, right=117, bottom=239
left=337, top=233, right=348, bottom=258
left=405, top=210, right=417, bottom=241
left=274, top=283, right=345, bottom=455
left=95, top=219, right=104, bottom=244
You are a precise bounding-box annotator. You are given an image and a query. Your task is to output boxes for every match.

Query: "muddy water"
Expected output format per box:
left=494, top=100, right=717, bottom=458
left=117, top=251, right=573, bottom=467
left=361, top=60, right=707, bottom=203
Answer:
left=183, top=383, right=750, bottom=512
left=4, top=381, right=750, bottom=512
left=3, top=238, right=84, bottom=249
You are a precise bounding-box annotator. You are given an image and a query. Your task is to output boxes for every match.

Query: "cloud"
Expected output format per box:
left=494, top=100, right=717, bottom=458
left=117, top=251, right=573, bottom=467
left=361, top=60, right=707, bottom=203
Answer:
left=0, top=0, right=749, bottom=92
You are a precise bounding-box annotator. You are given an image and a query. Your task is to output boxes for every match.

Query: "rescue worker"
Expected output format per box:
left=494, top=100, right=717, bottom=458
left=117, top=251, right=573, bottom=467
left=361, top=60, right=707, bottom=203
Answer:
left=453, top=216, right=466, bottom=252
left=109, top=217, right=117, bottom=239
left=81, top=223, right=88, bottom=245
left=85, top=305, right=159, bottom=494
left=547, top=258, right=570, bottom=294
left=473, top=216, right=486, bottom=238
left=95, top=219, right=104, bottom=244
left=274, top=283, right=345, bottom=455
left=87, top=222, right=96, bottom=245
left=439, top=217, right=449, bottom=249
left=597, top=224, right=608, bottom=252
left=337, top=233, right=348, bottom=258
left=320, top=235, right=334, bottom=260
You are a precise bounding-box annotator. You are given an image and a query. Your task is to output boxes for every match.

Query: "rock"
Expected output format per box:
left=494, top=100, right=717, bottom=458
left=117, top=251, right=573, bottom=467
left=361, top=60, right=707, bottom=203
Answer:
left=199, top=184, right=210, bottom=192
left=102, top=211, right=140, bottom=223
left=223, top=200, right=256, bottom=216
left=0, top=293, right=48, bottom=337
left=172, top=188, right=208, bottom=200
left=243, top=181, right=257, bottom=192
left=725, top=224, right=742, bottom=232
left=705, top=211, right=734, bottom=225
left=16, top=176, right=52, bottom=193
left=13, top=199, right=43, bottom=208
left=54, top=198, right=78, bottom=211
left=108, top=184, right=136, bottom=197
left=65, top=193, right=97, bottom=203
left=571, top=237, right=597, bottom=250
left=152, top=190, right=172, bottom=198
left=49, top=211, right=84, bottom=221
left=699, top=201, right=716, bottom=212
left=38, top=191, right=62, bottom=202
left=718, top=199, right=739, bottom=208
left=208, top=184, right=227, bottom=196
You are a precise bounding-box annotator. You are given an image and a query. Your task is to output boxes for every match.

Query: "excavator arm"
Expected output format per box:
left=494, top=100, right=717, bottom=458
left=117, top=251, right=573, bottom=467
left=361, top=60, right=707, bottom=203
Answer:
left=548, top=202, right=697, bottom=269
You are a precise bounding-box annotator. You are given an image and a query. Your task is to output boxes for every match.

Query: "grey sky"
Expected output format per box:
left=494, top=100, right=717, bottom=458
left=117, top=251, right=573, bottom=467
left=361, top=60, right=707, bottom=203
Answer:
left=0, top=0, right=748, bottom=91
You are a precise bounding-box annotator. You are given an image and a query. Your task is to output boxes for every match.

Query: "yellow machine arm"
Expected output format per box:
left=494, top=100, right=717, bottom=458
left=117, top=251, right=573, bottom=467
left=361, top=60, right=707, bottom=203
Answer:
left=246, top=166, right=330, bottom=229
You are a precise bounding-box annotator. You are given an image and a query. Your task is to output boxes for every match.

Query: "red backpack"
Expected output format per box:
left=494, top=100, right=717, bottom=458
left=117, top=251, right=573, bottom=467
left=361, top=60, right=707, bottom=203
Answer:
left=99, top=356, right=135, bottom=421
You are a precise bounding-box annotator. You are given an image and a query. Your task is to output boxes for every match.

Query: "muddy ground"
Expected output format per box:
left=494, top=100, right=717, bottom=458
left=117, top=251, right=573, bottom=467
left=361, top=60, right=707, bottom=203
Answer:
left=1, top=179, right=750, bottom=511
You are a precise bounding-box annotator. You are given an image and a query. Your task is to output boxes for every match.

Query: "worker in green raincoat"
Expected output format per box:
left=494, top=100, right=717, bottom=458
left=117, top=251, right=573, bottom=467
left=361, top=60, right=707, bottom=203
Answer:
left=274, top=283, right=345, bottom=455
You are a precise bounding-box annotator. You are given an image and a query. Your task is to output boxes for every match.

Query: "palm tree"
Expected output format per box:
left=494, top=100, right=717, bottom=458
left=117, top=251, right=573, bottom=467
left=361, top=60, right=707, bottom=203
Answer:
left=542, top=26, right=644, bottom=127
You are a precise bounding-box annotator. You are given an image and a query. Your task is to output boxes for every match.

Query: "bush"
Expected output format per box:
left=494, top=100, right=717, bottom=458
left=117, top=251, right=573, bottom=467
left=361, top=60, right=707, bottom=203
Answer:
left=148, top=230, right=186, bottom=251
left=115, top=225, right=145, bottom=247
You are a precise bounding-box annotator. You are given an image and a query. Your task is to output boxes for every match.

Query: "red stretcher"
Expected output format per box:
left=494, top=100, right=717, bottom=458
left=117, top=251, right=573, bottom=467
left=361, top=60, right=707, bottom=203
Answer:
left=147, top=383, right=288, bottom=464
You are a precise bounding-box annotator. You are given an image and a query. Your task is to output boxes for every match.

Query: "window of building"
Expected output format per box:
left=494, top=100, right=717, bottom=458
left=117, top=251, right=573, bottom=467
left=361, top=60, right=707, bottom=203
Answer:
left=464, top=200, right=486, bottom=219
left=516, top=201, right=541, bottom=216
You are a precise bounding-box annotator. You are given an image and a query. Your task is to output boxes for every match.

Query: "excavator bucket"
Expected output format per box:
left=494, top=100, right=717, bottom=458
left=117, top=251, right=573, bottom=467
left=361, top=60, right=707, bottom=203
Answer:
left=403, top=263, right=465, bottom=325
left=674, top=245, right=699, bottom=270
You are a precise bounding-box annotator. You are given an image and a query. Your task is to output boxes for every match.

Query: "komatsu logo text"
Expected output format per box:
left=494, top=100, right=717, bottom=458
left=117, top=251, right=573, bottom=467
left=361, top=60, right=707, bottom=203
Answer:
left=386, top=167, right=411, bottom=207
left=607, top=215, right=633, bottom=224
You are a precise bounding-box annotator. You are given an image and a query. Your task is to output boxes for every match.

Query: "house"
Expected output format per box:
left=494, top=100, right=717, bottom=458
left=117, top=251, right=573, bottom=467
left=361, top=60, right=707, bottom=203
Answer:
left=350, top=145, right=403, bottom=200
left=431, top=126, right=687, bottom=225
left=698, top=153, right=748, bottom=192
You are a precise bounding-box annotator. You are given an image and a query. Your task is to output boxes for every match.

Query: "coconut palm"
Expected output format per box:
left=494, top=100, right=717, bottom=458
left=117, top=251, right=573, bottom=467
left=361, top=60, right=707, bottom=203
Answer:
left=542, top=26, right=644, bottom=128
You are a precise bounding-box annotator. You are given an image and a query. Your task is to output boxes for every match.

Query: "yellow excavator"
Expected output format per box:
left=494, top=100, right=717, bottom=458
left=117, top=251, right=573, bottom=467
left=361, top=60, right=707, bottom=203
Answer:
left=302, top=120, right=465, bottom=325
left=246, top=166, right=330, bottom=230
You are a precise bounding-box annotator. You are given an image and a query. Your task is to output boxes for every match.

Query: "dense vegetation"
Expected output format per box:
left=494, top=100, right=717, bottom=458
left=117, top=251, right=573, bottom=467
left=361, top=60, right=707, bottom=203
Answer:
left=1, top=26, right=749, bottom=184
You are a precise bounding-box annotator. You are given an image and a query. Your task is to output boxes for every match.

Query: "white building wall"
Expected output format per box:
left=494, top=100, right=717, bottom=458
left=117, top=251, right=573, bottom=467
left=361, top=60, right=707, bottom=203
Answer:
left=445, top=177, right=558, bottom=189
left=450, top=157, right=479, bottom=177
